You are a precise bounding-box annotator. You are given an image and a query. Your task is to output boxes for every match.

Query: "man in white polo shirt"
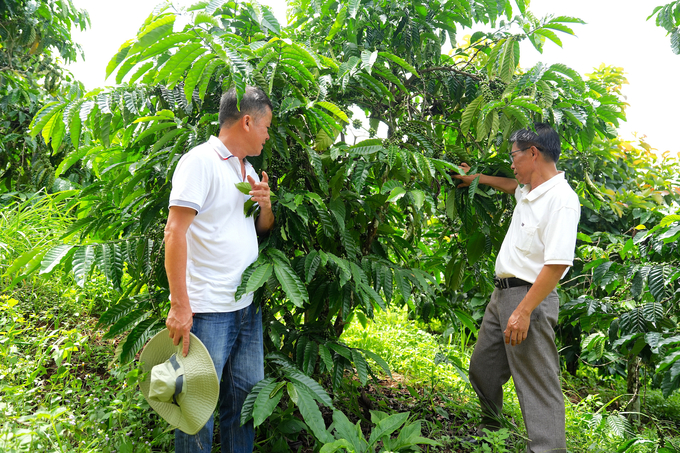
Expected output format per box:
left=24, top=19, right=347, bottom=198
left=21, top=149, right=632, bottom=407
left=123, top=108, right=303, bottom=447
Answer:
left=163, top=86, right=274, bottom=453
left=454, top=123, right=579, bottom=452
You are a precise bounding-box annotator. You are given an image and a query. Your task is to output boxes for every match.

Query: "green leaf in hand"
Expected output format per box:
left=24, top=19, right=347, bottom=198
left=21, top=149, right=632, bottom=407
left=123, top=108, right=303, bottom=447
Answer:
left=235, top=182, right=252, bottom=194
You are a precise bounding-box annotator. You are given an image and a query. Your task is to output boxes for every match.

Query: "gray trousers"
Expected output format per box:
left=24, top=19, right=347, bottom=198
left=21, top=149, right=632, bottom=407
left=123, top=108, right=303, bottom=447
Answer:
left=469, top=286, right=566, bottom=453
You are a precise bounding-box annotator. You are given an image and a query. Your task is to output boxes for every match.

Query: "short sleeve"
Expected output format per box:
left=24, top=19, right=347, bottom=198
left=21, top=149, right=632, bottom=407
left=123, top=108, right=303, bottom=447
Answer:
left=541, top=205, right=580, bottom=266
left=169, top=151, right=212, bottom=213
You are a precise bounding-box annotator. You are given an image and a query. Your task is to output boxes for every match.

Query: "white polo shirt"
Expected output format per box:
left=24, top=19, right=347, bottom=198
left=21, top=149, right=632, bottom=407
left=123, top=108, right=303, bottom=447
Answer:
left=169, top=136, right=259, bottom=313
left=495, top=172, right=580, bottom=284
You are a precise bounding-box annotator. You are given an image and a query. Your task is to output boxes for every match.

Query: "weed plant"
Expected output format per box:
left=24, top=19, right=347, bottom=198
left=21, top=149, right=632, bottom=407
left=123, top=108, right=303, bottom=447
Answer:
left=0, top=195, right=173, bottom=452
left=342, top=308, right=678, bottom=453
left=0, top=295, right=174, bottom=452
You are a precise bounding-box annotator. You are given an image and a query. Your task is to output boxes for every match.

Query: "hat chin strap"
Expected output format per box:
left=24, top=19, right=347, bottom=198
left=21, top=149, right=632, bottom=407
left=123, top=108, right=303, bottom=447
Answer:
left=168, top=354, right=185, bottom=407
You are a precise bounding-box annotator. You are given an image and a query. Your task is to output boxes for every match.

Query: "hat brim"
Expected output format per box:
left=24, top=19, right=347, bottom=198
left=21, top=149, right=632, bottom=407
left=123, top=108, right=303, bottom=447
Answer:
left=139, top=329, right=219, bottom=435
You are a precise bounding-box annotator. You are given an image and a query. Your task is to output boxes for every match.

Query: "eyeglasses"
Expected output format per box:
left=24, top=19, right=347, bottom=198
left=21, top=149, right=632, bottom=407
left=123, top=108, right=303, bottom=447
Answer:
left=509, top=146, right=531, bottom=162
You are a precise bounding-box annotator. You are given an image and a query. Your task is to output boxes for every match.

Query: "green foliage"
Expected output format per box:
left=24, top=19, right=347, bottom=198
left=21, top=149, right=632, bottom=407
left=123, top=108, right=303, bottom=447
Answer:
left=0, top=0, right=90, bottom=193
left=650, top=1, right=680, bottom=54
left=557, top=134, right=680, bottom=397
left=9, top=0, right=680, bottom=447
left=0, top=293, right=173, bottom=452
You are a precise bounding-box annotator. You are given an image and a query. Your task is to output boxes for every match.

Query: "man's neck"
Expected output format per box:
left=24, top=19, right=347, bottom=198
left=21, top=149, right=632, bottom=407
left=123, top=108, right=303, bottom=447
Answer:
left=527, top=165, right=559, bottom=192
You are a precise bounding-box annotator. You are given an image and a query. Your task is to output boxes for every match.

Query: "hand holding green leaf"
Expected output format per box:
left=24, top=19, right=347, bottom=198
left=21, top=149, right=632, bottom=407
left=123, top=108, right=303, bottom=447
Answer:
left=235, top=172, right=276, bottom=218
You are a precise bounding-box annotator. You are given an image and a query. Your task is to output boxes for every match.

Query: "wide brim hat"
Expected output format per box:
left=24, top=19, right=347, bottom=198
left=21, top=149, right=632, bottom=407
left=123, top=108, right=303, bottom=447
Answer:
left=139, top=329, right=219, bottom=435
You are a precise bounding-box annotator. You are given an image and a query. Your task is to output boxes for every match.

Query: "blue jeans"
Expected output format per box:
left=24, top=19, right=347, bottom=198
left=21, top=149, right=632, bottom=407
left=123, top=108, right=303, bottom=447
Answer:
left=175, top=303, right=264, bottom=453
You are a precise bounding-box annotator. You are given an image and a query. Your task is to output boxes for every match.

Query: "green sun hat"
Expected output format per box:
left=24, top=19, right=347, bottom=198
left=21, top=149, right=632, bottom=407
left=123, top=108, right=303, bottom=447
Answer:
left=139, top=329, right=219, bottom=435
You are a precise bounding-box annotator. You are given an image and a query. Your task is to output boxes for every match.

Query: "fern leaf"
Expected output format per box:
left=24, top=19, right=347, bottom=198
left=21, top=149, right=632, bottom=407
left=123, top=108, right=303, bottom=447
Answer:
left=120, top=318, right=164, bottom=363
left=252, top=379, right=284, bottom=427
left=284, top=367, right=333, bottom=407
left=292, top=384, right=334, bottom=443
left=240, top=377, right=275, bottom=426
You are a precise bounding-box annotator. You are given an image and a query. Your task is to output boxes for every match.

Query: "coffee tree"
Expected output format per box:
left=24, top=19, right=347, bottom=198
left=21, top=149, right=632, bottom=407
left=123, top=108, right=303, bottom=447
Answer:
left=651, top=0, right=680, bottom=54
left=15, top=0, right=679, bottom=446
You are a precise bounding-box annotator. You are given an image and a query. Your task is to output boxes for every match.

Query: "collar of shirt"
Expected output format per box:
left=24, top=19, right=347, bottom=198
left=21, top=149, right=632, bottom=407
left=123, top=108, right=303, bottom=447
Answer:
left=521, top=171, right=565, bottom=202
left=208, top=136, right=250, bottom=180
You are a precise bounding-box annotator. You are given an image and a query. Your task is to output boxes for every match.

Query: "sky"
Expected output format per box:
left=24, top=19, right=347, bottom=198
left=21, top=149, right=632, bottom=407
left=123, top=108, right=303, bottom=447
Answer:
left=66, top=0, right=680, bottom=155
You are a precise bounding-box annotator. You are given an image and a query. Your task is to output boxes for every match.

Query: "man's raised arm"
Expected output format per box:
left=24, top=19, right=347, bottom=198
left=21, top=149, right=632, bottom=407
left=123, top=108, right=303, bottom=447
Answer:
left=453, top=162, right=518, bottom=195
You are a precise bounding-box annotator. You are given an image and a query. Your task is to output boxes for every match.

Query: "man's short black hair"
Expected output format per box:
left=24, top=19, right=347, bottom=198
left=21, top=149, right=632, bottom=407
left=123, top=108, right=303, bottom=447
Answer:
left=218, top=86, right=272, bottom=129
left=509, top=123, right=561, bottom=162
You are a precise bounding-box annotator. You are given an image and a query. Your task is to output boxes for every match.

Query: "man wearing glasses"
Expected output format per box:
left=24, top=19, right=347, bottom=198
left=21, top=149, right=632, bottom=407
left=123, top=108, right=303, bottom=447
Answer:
left=453, top=123, right=579, bottom=452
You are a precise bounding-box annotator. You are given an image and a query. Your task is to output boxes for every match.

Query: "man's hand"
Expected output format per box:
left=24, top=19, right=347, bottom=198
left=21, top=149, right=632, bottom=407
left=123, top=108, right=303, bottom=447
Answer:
left=504, top=308, right=531, bottom=346
left=247, top=171, right=271, bottom=211
left=451, top=163, right=480, bottom=187
left=164, top=206, right=197, bottom=357
left=166, top=303, right=193, bottom=357
left=249, top=171, right=275, bottom=234
left=502, top=265, right=568, bottom=347
left=451, top=162, right=518, bottom=195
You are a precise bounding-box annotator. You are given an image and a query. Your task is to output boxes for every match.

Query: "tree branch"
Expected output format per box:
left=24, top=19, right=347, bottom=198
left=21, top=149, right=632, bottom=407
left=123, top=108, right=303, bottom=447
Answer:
left=419, top=65, right=481, bottom=81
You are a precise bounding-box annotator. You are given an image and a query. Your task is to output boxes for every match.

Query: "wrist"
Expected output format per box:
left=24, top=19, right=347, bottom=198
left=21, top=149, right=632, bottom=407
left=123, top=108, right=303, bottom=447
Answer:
left=170, top=297, right=191, bottom=310
left=516, top=303, right=532, bottom=317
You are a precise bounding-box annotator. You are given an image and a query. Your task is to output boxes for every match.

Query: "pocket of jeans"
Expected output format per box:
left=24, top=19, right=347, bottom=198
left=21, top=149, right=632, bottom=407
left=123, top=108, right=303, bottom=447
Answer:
left=515, top=223, right=537, bottom=254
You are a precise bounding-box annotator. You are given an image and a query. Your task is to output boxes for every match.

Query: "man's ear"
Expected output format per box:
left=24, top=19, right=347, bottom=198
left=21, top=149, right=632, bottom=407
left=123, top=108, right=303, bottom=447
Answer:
left=530, top=146, right=539, bottom=161
left=241, top=114, right=252, bottom=132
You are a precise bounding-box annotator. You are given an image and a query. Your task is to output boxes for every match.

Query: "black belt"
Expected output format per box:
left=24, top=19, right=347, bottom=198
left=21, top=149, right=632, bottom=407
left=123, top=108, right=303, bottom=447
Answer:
left=494, top=277, right=532, bottom=289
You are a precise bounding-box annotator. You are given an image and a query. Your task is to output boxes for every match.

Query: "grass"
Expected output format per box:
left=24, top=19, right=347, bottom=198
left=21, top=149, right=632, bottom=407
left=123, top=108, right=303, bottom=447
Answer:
left=0, top=193, right=173, bottom=452
left=0, top=294, right=174, bottom=453
left=341, top=308, right=680, bottom=452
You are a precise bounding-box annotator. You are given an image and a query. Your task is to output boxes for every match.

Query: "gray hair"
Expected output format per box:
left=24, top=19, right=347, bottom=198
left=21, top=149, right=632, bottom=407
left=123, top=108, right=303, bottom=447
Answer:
left=509, top=123, right=561, bottom=162
left=218, top=86, right=273, bottom=129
